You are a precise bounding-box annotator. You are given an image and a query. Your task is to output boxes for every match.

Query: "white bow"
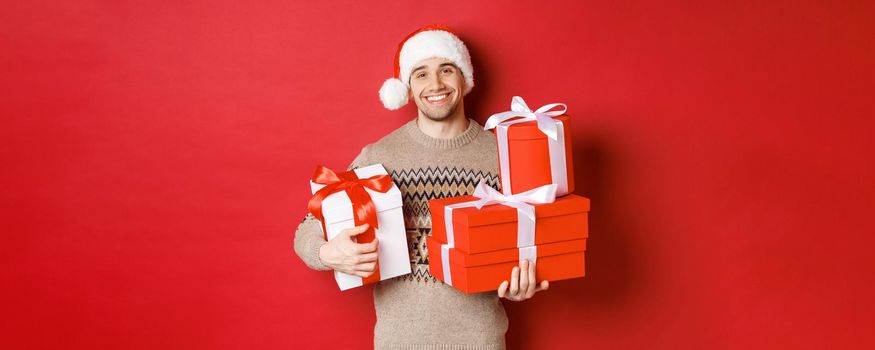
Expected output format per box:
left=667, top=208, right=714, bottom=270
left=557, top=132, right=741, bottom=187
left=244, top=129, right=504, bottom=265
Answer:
left=470, top=180, right=557, bottom=223
left=484, top=96, right=567, bottom=141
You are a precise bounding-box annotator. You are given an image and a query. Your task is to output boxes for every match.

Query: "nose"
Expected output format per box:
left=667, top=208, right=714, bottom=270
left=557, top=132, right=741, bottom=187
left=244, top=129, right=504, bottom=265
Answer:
left=428, top=73, right=445, bottom=90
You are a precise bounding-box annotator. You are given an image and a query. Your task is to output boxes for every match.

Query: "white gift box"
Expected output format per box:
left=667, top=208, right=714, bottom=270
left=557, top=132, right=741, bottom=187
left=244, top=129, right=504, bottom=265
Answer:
left=309, top=164, right=411, bottom=290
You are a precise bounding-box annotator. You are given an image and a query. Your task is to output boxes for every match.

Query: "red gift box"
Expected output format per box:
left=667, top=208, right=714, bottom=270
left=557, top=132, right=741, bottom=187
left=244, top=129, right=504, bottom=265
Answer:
left=426, top=181, right=589, bottom=294
left=427, top=236, right=586, bottom=294
left=485, top=96, right=575, bottom=196
left=430, top=194, right=590, bottom=254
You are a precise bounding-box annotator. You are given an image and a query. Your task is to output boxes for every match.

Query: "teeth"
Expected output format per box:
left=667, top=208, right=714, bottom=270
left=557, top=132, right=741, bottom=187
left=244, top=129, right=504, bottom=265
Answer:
left=426, top=94, right=448, bottom=101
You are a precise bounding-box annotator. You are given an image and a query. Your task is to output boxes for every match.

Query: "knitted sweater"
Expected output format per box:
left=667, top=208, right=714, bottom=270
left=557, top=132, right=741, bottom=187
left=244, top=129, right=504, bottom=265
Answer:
left=294, top=119, right=507, bottom=350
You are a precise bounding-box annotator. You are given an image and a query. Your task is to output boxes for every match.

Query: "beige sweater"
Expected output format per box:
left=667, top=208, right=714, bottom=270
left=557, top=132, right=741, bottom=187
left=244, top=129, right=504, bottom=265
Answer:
left=294, top=119, right=507, bottom=350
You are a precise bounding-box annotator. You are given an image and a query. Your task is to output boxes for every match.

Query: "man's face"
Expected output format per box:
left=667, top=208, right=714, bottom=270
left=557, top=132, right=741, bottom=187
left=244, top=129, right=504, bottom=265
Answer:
left=408, top=57, right=466, bottom=121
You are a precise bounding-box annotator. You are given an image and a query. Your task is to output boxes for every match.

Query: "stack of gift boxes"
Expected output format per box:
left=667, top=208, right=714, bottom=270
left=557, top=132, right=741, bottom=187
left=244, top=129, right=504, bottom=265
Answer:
left=427, top=96, right=591, bottom=294
left=305, top=96, right=590, bottom=293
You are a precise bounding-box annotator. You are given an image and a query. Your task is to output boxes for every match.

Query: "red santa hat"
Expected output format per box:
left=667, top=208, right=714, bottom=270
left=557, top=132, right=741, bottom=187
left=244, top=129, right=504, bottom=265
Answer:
left=378, top=24, right=474, bottom=110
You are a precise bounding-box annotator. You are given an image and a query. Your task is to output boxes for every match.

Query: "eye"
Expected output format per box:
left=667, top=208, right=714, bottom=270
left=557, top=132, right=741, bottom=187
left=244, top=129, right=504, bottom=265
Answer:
left=416, top=72, right=426, bottom=79
left=442, top=68, right=454, bottom=74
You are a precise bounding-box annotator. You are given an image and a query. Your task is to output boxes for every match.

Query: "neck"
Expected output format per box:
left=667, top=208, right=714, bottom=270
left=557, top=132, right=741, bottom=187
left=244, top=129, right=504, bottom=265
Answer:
left=416, top=105, right=469, bottom=139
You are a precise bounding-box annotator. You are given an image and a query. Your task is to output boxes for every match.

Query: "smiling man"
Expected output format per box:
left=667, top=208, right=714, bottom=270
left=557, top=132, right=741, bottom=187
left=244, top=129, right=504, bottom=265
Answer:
left=294, top=24, right=547, bottom=350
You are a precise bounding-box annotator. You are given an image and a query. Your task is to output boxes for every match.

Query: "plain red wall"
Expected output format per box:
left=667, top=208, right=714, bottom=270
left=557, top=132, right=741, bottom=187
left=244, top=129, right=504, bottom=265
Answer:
left=3, top=1, right=874, bottom=349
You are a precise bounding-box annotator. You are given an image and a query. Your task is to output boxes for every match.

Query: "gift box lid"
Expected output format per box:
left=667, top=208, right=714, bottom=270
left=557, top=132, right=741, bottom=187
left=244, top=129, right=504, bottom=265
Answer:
left=427, top=236, right=586, bottom=267
left=310, top=164, right=402, bottom=225
left=433, top=193, right=590, bottom=228
left=497, top=115, right=570, bottom=140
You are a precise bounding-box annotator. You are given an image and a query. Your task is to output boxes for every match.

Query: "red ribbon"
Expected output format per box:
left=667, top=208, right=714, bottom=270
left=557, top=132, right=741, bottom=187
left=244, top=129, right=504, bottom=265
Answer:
left=307, top=165, right=393, bottom=285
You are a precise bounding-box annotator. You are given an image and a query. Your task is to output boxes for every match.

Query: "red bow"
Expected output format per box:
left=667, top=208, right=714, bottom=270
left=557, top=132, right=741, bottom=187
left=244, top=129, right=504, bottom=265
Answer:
left=307, top=165, right=394, bottom=237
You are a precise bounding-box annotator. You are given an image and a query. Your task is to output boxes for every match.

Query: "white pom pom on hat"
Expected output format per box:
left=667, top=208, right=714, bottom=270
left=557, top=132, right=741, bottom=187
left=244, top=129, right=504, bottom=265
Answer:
left=378, top=24, right=474, bottom=110
left=379, top=78, right=409, bottom=110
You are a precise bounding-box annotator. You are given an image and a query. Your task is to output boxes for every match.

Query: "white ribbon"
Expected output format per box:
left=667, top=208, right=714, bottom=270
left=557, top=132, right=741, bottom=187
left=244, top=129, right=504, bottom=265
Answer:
left=440, top=180, right=557, bottom=286
left=484, top=96, right=570, bottom=196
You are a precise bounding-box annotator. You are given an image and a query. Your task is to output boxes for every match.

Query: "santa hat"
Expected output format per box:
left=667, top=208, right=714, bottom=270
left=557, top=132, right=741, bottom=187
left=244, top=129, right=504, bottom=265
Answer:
left=378, top=24, right=474, bottom=110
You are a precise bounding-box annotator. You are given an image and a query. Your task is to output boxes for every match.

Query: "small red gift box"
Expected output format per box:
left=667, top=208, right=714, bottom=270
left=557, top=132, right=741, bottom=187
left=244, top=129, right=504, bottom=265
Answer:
left=430, top=194, right=590, bottom=254
left=427, top=236, right=586, bottom=294
left=485, top=96, right=575, bottom=196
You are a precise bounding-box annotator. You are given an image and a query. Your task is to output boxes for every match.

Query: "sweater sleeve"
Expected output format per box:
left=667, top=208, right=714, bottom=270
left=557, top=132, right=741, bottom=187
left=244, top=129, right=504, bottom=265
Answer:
left=292, top=146, right=371, bottom=271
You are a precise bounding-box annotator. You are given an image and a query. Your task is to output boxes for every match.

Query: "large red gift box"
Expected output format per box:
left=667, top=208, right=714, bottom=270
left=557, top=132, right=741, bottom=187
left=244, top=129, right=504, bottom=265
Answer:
left=427, top=236, right=587, bottom=294
left=427, top=187, right=589, bottom=294
left=484, top=96, right=576, bottom=196
left=430, top=194, right=590, bottom=254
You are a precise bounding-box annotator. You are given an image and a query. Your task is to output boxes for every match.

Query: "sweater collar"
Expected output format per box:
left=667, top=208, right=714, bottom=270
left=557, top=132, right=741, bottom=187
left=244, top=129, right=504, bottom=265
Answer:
left=405, top=118, right=482, bottom=149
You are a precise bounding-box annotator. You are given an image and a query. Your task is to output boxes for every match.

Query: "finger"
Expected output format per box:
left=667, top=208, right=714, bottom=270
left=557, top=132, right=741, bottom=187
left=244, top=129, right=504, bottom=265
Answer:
left=344, top=224, right=370, bottom=237
left=518, top=261, right=530, bottom=297
left=343, top=268, right=365, bottom=277
left=357, top=251, right=378, bottom=263
left=509, top=266, right=520, bottom=296
left=497, top=281, right=509, bottom=298
left=354, top=269, right=375, bottom=278
left=525, top=260, right=537, bottom=298
left=534, top=280, right=550, bottom=293
left=355, top=239, right=379, bottom=254
left=354, top=261, right=377, bottom=272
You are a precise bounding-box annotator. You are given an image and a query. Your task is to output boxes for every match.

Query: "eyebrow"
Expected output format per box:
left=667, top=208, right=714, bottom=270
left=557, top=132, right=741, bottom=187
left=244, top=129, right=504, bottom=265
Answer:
left=411, top=63, right=459, bottom=74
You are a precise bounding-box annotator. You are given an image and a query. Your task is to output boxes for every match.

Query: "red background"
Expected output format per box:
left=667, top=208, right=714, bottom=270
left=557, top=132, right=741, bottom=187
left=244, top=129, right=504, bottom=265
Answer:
left=3, top=1, right=874, bottom=349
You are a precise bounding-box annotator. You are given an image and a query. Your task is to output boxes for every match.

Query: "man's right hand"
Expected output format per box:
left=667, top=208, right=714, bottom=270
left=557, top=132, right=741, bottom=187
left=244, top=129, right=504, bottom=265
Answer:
left=318, top=224, right=379, bottom=278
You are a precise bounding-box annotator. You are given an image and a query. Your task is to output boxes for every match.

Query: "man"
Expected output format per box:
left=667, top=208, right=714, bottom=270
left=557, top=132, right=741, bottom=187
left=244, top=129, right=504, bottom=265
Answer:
left=294, top=24, right=548, bottom=349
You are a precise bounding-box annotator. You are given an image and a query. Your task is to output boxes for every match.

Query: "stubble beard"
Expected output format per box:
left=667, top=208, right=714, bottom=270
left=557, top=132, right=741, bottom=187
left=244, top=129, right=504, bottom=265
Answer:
left=415, top=93, right=459, bottom=122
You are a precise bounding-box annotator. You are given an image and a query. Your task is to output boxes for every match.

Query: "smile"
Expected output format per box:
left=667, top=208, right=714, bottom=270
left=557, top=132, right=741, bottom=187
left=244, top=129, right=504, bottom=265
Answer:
left=424, top=93, right=450, bottom=105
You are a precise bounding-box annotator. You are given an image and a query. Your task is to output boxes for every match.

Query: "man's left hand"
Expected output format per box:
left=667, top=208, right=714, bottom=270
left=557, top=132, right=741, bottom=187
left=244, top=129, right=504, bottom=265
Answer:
left=497, top=259, right=549, bottom=301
